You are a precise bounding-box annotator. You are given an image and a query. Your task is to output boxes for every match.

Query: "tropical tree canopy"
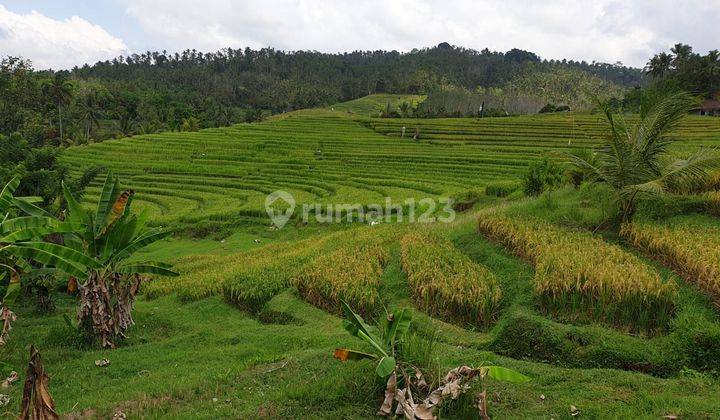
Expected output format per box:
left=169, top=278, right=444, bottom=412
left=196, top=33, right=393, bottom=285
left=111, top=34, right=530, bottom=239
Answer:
left=567, top=92, right=720, bottom=221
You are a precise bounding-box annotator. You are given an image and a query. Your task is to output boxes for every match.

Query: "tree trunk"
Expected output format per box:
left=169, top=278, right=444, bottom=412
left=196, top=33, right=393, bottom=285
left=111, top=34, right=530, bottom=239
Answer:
left=57, top=103, right=63, bottom=141
left=77, top=271, right=143, bottom=348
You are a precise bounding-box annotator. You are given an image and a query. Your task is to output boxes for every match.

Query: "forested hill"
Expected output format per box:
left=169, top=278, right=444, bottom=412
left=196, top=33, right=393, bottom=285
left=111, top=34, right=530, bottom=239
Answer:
left=72, top=44, right=644, bottom=112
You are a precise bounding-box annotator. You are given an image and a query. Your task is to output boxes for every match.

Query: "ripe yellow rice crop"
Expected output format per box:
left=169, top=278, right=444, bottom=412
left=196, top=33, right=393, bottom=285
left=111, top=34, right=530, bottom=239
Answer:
left=708, top=191, right=720, bottom=217
left=478, top=215, right=676, bottom=332
left=292, top=242, right=388, bottom=316
left=289, top=225, right=402, bottom=315
left=145, top=226, right=396, bottom=312
left=621, top=219, right=720, bottom=307
left=399, top=230, right=502, bottom=327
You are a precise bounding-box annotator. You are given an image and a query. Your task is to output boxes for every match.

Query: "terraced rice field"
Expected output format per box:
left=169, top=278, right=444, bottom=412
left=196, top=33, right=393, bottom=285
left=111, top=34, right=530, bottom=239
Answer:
left=60, top=95, right=720, bottom=378
left=292, top=226, right=401, bottom=315
left=60, top=96, right=720, bottom=230
left=622, top=215, right=720, bottom=307
left=400, top=229, right=502, bottom=327
left=478, top=214, right=677, bottom=332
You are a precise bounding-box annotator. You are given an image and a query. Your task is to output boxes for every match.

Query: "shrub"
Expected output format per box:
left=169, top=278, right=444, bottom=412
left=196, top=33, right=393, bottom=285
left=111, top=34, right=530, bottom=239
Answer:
left=523, top=158, right=564, bottom=196
left=539, top=104, right=556, bottom=113
left=478, top=214, right=677, bottom=332
left=451, top=189, right=483, bottom=212
left=400, top=231, right=502, bottom=327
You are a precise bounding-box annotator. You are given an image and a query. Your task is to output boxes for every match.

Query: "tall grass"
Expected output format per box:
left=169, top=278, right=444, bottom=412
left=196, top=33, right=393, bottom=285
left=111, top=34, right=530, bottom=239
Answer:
left=400, top=230, right=502, bottom=327
left=478, top=214, right=677, bottom=332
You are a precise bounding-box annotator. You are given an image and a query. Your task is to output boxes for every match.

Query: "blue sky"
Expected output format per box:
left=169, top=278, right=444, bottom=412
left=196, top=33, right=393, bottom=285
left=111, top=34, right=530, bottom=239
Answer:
left=1, top=1, right=719, bottom=70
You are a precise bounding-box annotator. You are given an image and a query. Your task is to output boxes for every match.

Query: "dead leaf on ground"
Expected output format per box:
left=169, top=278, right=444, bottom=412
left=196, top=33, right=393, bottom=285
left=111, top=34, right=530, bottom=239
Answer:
left=0, top=394, right=9, bottom=407
left=1, top=306, right=17, bottom=346
left=1, top=371, right=19, bottom=388
left=111, top=411, right=127, bottom=420
left=414, top=370, right=428, bottom=393
left=377, top=371, right=396, bottom=416
left=570, top=405, right=580, bottom=417
left=95, top=359, right=110, bottom=368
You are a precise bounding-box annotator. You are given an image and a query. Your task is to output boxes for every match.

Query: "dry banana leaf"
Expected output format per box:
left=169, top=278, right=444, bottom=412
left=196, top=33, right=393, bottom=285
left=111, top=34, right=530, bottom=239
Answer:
left=377, top=371, right=396, bottom=416
left=0, top=306, right=17, bottom=346
left=476, top=390, right=489, bottom=420
left=20, top=345, right=58, bottom=420
left=1, top=371, right=18, bottom=388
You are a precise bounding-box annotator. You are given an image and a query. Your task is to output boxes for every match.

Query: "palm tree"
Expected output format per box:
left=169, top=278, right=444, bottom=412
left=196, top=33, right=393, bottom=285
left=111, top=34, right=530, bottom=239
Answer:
left=567, top=92, right=720, bottom=222
left=645, top=52, right=673, bottom=79
left=671, top=43, right=694, bottom=66
left=77, top=88, right=105, bottom=141
left=41, top=74, right=75, bottom=141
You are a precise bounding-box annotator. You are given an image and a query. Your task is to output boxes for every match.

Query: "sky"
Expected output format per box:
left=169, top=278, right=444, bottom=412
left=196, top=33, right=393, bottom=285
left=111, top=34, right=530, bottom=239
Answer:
left=1, top=0, right=718, bottom=70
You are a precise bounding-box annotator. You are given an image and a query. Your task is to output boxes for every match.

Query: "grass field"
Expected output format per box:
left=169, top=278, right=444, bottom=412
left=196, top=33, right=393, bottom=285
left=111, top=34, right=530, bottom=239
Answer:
left=4, top=94, right=720, bottom=418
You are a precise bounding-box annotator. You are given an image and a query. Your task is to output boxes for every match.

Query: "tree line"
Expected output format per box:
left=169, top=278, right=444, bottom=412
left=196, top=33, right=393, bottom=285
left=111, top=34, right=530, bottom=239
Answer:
left=645, top=43, right=720, bottom=95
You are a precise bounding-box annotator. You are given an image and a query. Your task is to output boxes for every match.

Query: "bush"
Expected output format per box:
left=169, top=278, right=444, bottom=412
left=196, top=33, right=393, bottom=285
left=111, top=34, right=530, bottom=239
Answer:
left=539, top=104, right=570, bottom=114
left=451, top=189, right=483, bottom=212
left=523, top=158, right=564, bottom=196
left=539, top=104, right=556, bottom=113
left=244, top=108, right=264, bottom=123
left=485, top=180, right=521, bottom=197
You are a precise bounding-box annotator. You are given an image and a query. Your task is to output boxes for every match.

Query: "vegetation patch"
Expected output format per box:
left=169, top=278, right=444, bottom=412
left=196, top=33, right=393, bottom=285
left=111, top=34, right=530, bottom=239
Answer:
left=478, top=214, right=677, bottom=332
left=400, top=230, right=502, bottom=328
left=485, top=180, right=522, bottom=198
left=707, top=191, right=720, bottom=217
left=621, top=216, right=720, bottom=307
left=292, top=243, right=388, bottom=316
left=490, top=308, right=671, bottom=376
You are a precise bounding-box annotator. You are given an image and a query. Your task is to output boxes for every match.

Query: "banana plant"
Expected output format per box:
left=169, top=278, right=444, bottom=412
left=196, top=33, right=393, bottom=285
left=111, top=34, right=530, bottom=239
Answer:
left=1, top=176, right=100, bottom=346
left=333, top=300, right=411, bottom=378
left=54, top=171, right=179, bottom=347
left=334, top=301, right=530, bottom=418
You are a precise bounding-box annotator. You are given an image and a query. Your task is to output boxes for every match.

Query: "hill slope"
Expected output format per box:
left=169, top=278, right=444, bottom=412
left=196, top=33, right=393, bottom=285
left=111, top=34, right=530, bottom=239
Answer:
left=61, top=95, right=720, bottom=230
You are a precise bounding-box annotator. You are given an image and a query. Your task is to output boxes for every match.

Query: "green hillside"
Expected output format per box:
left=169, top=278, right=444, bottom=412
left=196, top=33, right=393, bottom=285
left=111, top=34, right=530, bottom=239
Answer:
left=4, top=94, right=720, bottom=418
left=60, top=96, right=720, bottom=231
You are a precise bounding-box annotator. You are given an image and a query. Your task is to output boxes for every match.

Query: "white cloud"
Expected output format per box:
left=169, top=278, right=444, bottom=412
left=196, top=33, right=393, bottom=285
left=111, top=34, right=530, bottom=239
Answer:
left=120, top=0, right=720, bottom=68
left=0, top=5, right=128, bottom=70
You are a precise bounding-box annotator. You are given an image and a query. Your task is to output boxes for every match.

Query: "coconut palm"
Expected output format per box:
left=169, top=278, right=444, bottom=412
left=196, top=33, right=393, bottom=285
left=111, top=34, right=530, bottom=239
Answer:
left=567, top=92, right=720, bottom=222
left=76, top=86, right=107, bottom=141
left=645, top=52, right=673, bottom=79
left=41, top=74, right=75, bottom=141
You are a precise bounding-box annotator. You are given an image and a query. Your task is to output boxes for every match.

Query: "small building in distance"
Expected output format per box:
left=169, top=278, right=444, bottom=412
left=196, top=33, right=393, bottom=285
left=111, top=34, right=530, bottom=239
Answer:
left=690, top=93, right=720, bottom=116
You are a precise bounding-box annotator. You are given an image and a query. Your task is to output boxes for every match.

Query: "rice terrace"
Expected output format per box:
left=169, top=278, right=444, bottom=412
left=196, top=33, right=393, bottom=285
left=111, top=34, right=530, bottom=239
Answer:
left=2, top=2, right=720, bottom=419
